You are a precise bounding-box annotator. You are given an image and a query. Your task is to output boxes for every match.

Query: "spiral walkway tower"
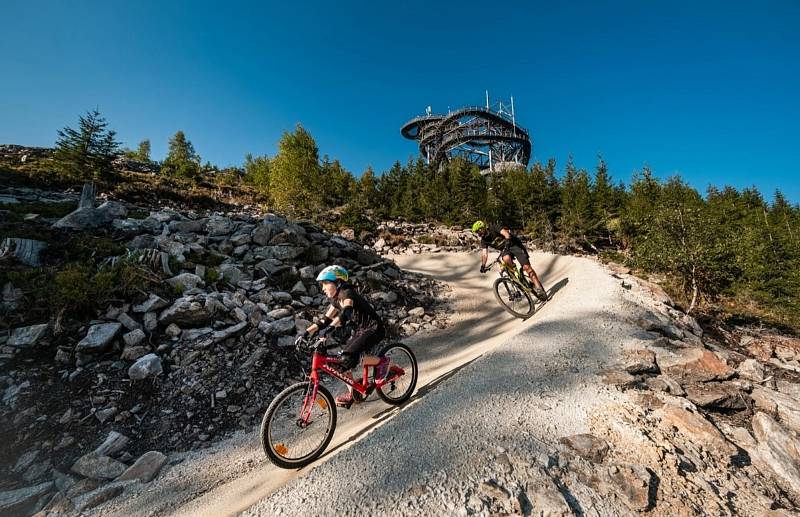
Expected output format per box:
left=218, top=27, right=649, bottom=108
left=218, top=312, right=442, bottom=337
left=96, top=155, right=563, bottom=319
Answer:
left=401, top=95, right=532, bottom=175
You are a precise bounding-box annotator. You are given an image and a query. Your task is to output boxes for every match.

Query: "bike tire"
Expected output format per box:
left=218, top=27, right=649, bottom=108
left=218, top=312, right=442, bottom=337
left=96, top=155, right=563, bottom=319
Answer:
left=376, top=342, right=418, bottom=405
left=493, top=277, right=535, bottom=319
left=260, top=382, right=337, bottom=469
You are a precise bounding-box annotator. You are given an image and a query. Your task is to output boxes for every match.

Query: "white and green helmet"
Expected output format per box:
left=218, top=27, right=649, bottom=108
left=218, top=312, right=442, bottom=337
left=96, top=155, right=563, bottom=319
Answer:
left=316, top=265, right=349, bottom=283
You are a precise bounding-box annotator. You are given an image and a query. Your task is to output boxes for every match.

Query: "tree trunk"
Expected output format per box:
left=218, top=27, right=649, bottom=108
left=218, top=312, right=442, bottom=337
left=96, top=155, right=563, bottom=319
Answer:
left=688, top=265, right=699, bottom=314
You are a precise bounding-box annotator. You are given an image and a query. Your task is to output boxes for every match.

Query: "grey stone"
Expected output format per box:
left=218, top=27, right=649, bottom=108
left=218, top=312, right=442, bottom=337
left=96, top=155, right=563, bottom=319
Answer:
left=52, top=201, right=127, bottom=230
left=211, top=321, right=248, bottom=343
left=408, top=307, right=426, bottom=318
left=751, top=412, right=800, bottom=502
left=128, top=354, right=163, bottom=380
left=122, top=329, right=145, bottom=348
left=271, top=291, right=293, bottom=304
left=71, top=453, right=127, bottom=480
left=7, top=323, right=48, bottom=348
left=74, top=481, right=131, bottom=511
left=159, top=296, right=212, bottom=326
left=168, top=218, right=207, bottom=233
left=751, top=387, right=800, bottom=434
left=165, top=323, right=182, bottom=337
left=166, top=273, right=204, bottom=291
left=290, top=281, right=307, bottom=295
left=13, top=450, right=40, bottom=473
left=76, top=323, right=122, bottom=353
left=219, top=264, right=244, bottom=284
left=267, top=308, right=293, bottom=320
left=121, top=345, right=150, bottom=361
left=258, top=316, right=296, bottom=336
left=117, top=312, right=142, bottom=332
left=256, top=245, right=305, bottom=261
left=143, top=311, right=158, bottom=332
left=0, top=238, right=47, bottom=266
left=559, top=433, right=610, bottom=463
left=737, top=358, right=767, bottom=382
left=205, top=216, right=234, bottom=236
left=116, top=451, right=167, bottom=483
left=133, top=294, right=168, bottom=313
left=0, top=481, right=53, bottom=516
left=95, top=431, right=130, bottom=456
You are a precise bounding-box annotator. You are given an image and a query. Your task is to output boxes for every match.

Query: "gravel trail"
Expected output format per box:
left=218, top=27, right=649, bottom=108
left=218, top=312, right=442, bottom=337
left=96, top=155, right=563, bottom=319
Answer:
left=99, top=251, right=635, bottom=516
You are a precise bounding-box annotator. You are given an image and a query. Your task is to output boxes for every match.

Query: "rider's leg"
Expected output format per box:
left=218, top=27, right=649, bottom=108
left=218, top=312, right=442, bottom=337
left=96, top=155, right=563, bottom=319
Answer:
left=522, top=264, right=546, bottom=293
left=510, top=246, right=548, bottom=299
left=336, top=326, right=384, bottom=406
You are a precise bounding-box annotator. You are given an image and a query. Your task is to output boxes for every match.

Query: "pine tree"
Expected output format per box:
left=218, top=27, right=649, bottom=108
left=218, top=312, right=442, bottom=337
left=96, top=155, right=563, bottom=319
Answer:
left=53, top=109, right=120, bottom=182
left=268, top=124, right=320, bottom=215
left=136, top=139, right=151, bottom=162
left=162, top=131, right=201, bottom=179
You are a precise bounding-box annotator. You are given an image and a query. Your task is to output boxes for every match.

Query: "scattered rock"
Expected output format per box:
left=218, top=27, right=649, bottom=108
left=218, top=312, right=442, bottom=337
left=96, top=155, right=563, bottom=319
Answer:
left=128, top=354, right=163, bottom=380
left=116, top=451, right=167, bottom=483
left=76, top=323, right=122, bottom=353
left=7, top=323, right=49, bottom=348
left=71, top=453, right=127, bottom=480
left=0, top=481, right=53, bottom=516
left=559, top=433, right=610, bottom=463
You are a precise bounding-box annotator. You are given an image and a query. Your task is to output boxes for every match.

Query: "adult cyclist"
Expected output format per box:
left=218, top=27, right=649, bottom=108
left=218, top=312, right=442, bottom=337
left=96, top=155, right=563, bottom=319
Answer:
left=296, top=265, right=388, bottom=408
left=472, top=220, right=549, bottom=301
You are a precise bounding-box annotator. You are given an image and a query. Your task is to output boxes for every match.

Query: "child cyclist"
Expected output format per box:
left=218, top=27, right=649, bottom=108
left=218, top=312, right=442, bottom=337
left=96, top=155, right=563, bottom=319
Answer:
left=472, top=220, right=549, bottom=301
left=296, top=265, right=389, bottom=408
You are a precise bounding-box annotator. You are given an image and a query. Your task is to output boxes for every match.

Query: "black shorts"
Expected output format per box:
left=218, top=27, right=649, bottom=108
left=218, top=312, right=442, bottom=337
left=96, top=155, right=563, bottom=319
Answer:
left=501, top=245, right=531, bottom=267
left=342, top=324, right=385, bottom=356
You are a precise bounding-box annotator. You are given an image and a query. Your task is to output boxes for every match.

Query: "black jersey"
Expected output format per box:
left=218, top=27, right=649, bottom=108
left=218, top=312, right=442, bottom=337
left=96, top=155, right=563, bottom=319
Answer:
left=480, top=224, right=524, bottom=251
left=331, top=283, right=384, bottom=329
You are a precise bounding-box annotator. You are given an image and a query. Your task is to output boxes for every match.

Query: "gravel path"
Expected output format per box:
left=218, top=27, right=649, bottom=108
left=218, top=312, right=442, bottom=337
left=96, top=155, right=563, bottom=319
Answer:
left=97, top=251, right=639, bottom=516
left=244, top=251, right=639, bottom=516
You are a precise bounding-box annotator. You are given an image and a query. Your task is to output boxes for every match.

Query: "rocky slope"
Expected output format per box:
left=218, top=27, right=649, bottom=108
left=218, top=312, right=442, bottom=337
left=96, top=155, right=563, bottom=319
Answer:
left=0, top=187, right=451, bottom=514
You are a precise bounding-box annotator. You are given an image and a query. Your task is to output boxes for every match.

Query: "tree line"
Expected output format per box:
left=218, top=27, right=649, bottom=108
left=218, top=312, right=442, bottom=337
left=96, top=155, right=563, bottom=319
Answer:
left=51, top=110, right=800, bottom=322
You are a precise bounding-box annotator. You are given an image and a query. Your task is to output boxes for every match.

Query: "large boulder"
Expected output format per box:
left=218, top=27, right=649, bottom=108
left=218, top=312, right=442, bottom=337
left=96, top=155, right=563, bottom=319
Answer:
left=751, top=412, right=800, bottom=502
left=52, top=201, right=127, bottom=230
left=654, top=346, right=735, bottom=383
left=750, top=387, right=800, bottom=434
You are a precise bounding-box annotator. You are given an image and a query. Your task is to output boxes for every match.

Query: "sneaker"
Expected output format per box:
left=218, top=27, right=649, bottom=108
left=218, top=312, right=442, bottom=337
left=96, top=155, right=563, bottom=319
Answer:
left=335, top=391, right=355, bottom=408
left=374, top=357, right=390, bottom=381
left=533, top=287, right=549, bottom=301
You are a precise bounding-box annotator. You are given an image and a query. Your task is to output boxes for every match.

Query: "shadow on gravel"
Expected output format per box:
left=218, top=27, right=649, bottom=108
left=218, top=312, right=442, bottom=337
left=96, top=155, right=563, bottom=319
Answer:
left=319, top=357, right=483, bottom=461
left=357, top=306, right=620, bottom=500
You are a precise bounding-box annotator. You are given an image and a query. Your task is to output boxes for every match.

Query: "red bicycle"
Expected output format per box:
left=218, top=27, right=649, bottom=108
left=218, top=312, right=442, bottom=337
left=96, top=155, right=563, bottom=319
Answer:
left=260, top=334, right=418, bottom=469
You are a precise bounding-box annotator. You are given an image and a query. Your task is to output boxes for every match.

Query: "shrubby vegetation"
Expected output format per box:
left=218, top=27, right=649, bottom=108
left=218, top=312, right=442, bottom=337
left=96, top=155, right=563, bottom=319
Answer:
left=6, top=111, right=799, bottom=327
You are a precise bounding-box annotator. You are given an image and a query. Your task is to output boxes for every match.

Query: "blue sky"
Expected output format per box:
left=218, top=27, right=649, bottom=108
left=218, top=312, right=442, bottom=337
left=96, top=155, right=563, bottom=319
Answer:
left=1, top=1, right=798, bottom=202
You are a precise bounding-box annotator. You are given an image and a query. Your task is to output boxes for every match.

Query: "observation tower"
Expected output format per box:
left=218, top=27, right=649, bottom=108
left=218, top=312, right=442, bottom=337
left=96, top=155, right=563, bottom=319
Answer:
left=401, top=92, right=532, bottom=175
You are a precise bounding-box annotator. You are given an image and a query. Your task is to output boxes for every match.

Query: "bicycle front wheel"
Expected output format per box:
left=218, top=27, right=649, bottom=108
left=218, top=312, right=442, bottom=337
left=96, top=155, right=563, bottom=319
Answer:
left=260, top=382, right=337, bottom=469
left=493, top=277, right=535, bottom=319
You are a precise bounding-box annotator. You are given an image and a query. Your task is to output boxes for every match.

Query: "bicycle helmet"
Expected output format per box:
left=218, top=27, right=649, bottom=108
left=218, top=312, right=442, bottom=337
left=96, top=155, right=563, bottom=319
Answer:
left=316, top=265, right=349, bottom=283
left=472, top=220, right=486, bottom=234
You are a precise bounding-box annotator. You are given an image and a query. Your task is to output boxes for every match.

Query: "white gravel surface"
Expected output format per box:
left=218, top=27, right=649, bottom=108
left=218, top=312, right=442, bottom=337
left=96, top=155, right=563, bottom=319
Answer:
left=244, top=252, right=640, bottom=516
left=96, top=251, right=642, bottom=516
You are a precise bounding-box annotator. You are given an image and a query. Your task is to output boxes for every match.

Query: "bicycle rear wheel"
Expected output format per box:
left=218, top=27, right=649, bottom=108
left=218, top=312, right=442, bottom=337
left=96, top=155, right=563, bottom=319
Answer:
left=260, top=381, right=337, bottom=469
left=493, top=277, right=535, bottom=319
left=376, top=342, right=418, bottom=405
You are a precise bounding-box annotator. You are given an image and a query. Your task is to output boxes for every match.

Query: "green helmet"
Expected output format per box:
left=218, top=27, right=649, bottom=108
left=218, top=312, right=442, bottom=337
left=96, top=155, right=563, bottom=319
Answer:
left=471, top=220, right=486, bottom=233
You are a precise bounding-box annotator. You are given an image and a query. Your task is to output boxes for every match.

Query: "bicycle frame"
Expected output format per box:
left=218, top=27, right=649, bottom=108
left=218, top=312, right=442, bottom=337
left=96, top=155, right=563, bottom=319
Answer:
left=491, top=254, right=530, bottom=291
left=297, top=339, right=404, bottom=424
